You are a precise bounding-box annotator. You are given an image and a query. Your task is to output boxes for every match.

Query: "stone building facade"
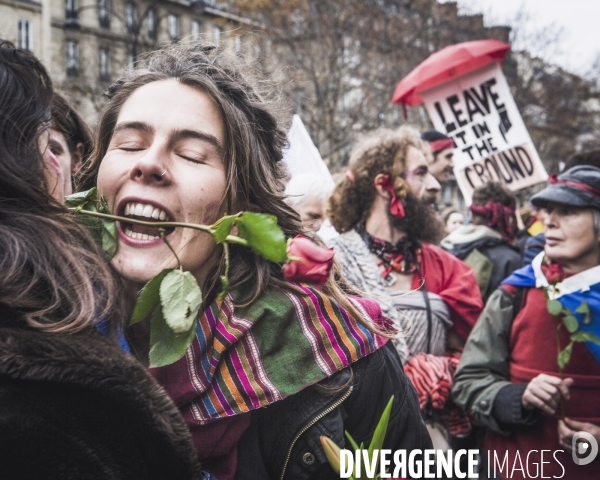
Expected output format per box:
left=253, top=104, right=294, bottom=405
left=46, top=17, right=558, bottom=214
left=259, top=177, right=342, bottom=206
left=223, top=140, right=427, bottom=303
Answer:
left=0, top=0, right=255, bottom=122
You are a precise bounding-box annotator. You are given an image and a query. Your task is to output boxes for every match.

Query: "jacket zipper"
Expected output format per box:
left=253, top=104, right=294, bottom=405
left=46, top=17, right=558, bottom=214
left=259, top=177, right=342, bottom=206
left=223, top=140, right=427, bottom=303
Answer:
left=279, top=385, right=354, bottom=480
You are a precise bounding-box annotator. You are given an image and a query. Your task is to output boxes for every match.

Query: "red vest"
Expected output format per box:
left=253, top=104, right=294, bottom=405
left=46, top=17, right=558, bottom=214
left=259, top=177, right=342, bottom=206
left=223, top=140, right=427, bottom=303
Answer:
left=486, top=287, right=600, bottom=479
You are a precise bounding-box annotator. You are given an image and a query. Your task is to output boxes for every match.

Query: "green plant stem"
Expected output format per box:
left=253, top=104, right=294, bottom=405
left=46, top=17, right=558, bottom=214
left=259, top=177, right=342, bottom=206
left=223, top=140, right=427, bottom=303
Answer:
left=551, top=314, right=566, bottom=420
left=160, top=229, right=181, bottom=269
left=223, top=242, right=230, bottom=279
left=69, top=207, right=249, bottom=246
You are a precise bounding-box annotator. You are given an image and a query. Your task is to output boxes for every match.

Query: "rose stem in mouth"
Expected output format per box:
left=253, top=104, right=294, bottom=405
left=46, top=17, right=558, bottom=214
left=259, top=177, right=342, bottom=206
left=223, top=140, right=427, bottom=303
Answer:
left=67, top=209, right=249, bottom=246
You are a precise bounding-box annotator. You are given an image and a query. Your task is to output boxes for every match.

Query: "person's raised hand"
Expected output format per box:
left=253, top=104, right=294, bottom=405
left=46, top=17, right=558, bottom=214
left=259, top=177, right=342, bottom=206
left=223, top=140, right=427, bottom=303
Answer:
left=521, top=374, right=574, bottom=415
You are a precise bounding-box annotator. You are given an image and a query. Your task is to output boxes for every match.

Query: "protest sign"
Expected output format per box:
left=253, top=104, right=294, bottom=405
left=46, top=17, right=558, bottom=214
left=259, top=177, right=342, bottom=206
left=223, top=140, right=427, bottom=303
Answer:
left=420, top=62, right=547, bottom=203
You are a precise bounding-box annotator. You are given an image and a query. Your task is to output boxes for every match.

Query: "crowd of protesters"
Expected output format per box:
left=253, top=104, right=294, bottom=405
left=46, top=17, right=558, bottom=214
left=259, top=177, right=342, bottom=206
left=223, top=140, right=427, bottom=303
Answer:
left=0, top=38, right=599, bottom=480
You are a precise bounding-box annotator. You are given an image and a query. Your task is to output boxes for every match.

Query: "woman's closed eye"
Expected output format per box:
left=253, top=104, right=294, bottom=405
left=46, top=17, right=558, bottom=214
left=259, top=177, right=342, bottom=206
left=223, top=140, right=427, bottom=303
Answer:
left=118, top=143, right=145, bottom=152
left=177, top=150, right=205, bottom=164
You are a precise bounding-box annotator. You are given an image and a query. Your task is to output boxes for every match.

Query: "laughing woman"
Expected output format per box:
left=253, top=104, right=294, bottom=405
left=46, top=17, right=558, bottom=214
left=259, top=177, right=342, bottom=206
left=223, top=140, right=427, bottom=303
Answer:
left=81, top=42, right=431, bottom=479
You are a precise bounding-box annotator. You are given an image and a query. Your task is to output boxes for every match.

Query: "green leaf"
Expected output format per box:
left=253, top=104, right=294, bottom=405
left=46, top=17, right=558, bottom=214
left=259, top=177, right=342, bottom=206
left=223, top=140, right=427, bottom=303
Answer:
left=367, top=395, right=394, bottom=475
left=64, top=187, right=98, bottom=209
left=149, top=306, right=197, bottom=367
left=562, top=315, right=579, bottom=333
left=79, top=215, right=103, bottom=246
left=160, top=270, right=203, bottom=334
left=98, top=195, right=111, bottom=214
left=571, top=331, right=600, bottom=345
left=130, top=269, right=172, bottom=325
left=557, top=342, right=573, bottom=369
left=576, top=302, right=590, bottom=315
left=576, top=303, right=592, bottom=324
left=210, top=214, right=241, bottom=243
left=344, top=431, right=360, bottom=452
left=236, top=212, right=288, bottom=263
left=101, top=220, right=117, bottom=260
left=547, top=299, right=563, bottom=316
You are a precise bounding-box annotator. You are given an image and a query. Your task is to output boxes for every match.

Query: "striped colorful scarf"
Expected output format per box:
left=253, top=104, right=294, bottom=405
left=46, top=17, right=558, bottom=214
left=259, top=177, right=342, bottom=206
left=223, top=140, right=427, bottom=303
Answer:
left=150, top=283, right=388, bottom=424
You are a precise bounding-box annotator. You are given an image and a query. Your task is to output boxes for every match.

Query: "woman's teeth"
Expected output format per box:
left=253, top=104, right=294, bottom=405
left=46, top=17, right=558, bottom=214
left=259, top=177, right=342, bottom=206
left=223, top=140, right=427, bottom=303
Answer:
left=123, top=229, right=161, bottom=241
left=124, top=202, right=168, bottom=221
left=122, top=202, right=172, bottom=241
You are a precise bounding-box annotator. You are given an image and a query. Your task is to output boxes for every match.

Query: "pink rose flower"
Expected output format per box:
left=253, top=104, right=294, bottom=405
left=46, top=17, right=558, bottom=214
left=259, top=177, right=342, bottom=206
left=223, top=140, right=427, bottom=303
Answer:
left=283, top=235, right=334, bottom=285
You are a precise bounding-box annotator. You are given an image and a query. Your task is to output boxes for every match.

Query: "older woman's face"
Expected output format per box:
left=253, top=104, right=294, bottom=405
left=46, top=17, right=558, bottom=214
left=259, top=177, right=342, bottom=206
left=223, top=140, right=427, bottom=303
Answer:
left=544, top=202, right=600, bottom=268
left=97, top=79, right=227, bottom=286
left=295, top=197, right=325, bottom=232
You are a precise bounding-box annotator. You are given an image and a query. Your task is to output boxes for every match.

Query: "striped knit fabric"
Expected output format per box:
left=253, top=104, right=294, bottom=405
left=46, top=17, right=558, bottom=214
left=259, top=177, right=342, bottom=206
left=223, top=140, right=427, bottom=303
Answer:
left=150, top=283, right=384, bottom=424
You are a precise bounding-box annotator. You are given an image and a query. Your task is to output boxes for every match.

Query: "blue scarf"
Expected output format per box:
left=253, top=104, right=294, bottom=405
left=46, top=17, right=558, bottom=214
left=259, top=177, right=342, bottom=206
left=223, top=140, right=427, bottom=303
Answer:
left=503, top=252, right=600, bottom=366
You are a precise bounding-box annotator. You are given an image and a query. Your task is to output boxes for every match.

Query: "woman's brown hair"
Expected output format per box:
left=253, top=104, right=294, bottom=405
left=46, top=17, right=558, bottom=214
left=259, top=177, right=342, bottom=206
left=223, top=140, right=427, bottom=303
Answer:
left=80, top=42, right=390, bottom=337
left=0, top=41, right=127, bottom=334
left=328, top=126, right=424, bottom=233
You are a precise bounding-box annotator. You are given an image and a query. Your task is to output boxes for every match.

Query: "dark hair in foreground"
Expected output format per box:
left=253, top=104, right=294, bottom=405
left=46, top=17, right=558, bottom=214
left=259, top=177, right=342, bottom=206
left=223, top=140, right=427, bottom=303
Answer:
left=0, top=41, right=126, bottom=333
left=81, top=42, right=387, bottom=337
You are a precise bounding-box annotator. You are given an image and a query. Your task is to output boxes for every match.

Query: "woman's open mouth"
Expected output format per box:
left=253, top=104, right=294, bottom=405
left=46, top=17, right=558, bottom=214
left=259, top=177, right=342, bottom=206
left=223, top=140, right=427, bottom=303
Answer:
left=120, top=201, right=175, bottom=241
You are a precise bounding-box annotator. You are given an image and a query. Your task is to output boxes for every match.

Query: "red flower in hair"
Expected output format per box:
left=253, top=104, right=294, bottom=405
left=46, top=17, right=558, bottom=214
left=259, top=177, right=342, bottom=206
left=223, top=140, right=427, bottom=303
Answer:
left=374, top=175, right=405, bottom=219
left=283, top=235, right=334, bottom=285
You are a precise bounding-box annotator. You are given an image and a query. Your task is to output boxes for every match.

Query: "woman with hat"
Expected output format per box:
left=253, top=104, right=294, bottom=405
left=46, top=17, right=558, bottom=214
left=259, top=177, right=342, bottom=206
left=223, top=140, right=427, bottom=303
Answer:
left=452, top=165, right=600, bottom=479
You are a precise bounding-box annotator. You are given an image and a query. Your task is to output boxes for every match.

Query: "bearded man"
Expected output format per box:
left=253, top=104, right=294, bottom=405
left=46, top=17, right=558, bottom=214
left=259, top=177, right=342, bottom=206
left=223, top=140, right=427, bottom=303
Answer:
left=328, top=126, right=482, bottom=360
left=328, top=126, right=483, bottom=451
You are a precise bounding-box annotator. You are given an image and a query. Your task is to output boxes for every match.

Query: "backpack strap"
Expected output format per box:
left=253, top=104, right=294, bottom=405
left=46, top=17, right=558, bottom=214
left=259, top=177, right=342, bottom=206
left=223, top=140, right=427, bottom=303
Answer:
left=500, top=284, right=527, bottom=320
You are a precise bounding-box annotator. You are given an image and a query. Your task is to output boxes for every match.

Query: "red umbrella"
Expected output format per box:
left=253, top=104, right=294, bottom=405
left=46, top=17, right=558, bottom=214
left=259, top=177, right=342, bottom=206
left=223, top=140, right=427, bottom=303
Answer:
left=391, top=39, right=510, bottom=107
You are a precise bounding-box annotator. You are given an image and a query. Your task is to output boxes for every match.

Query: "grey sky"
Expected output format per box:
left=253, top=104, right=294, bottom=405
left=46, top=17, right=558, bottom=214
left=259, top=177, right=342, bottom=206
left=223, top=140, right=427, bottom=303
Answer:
left=440, top=0, right=600, bottom=76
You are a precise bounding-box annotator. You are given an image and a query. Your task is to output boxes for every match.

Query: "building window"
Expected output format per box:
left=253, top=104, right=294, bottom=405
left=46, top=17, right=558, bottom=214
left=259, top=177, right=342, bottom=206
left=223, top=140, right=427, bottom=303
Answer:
left=99, top=47, right=109, bottom=80
left=167, top=14, right=178, bottom=41
left=98, top=0, right=110, bottom=28
left=213, top=26, right=220, bottom=45
left=18, top=20, right=32, bottom=51
left=66, top=40, right=79, bottom=76
left=191, top=20, right=200, bottom=41
left=65, top=0, right=78, bottom=20
left=234, top=35, right=241, bottom=53
left=147, top=9, right=156, bottom=39
left=125, top=3, right=136, bottom=32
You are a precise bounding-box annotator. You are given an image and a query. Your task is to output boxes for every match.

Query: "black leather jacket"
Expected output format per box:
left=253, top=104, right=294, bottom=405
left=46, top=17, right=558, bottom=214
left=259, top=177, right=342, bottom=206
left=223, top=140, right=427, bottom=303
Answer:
left=236, top=342, right=432, bottom=480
